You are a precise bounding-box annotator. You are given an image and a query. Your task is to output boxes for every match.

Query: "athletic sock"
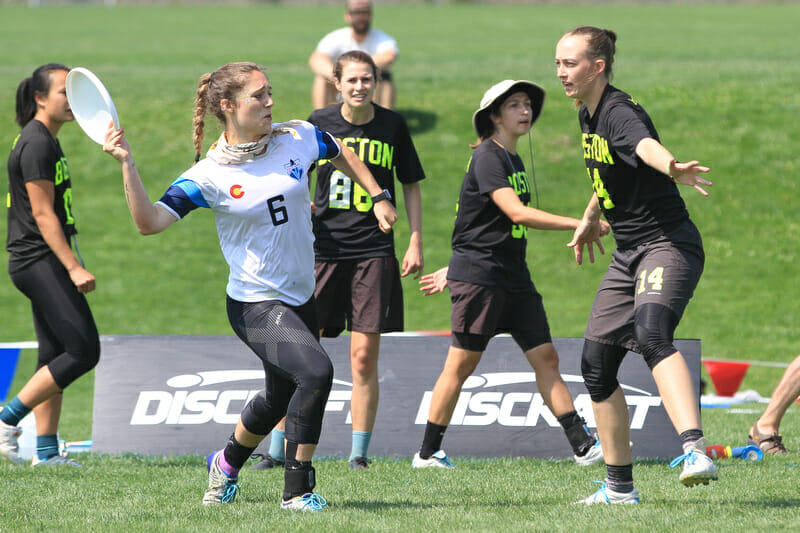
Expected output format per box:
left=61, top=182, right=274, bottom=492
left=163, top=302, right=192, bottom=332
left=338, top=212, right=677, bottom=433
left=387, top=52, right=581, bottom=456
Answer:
left=679, top=429, right=705, bottom=452
left=269, top=429, right=286, bottom=462
left=36, top=434, right=59, bottom=462
left=557, top=410, right=596, bottom=456
left=419, top=421, right=448, bottom=459
left=0, top=397, right=31, bottom=427
left=221, top=433, right=256, bottom=476
left=349, top=431, right=372, bottom=461
left=605, top=464, right=634, bottom=494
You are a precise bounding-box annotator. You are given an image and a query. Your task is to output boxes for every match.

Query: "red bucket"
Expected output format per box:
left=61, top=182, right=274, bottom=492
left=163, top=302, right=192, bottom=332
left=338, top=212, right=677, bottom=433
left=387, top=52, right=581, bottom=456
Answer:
left=702, top=359, right=750, bottom=397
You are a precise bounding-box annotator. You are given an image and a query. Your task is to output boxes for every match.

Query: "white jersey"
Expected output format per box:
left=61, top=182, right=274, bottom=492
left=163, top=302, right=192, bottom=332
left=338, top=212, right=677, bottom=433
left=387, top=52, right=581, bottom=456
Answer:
left=157, top=120, right=340, bottom=306
left=316, top=27, right=398, bottom=62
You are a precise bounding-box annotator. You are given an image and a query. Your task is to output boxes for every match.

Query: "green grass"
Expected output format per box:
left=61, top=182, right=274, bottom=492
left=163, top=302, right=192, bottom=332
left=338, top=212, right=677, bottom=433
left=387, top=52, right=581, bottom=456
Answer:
left=1, top=3, right=800, bottom=531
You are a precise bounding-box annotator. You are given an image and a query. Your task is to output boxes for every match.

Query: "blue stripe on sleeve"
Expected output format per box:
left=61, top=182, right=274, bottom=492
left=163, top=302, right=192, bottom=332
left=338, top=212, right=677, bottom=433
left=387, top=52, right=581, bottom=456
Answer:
left=156, top=178, right=209, bottom=219
left=315, top=127, right=341, bottom=160
left=171, top=177, right=210, bottom=208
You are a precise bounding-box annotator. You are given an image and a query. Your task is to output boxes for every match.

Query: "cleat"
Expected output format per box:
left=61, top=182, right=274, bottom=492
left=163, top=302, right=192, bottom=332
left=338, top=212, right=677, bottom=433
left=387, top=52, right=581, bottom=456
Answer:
left=747, top=422, right=789, bottom=455
left=670, top=438, right=718, bottom=487
left=250, top=453, right=285, bottom=470
left=412, top=450, right=455, bottom=469
left=575, top=480, right=639, bottom=505
left=203, top=451, right=239, bottom=505
left=0, top=421, right=24, bottom=465
left=574, top=438, right=605, bottom=466
left=32, top=455, right=83, bottom=467
left=280, top=493, right=327, bottom=511
left=348, top=456, right=369, bottom=470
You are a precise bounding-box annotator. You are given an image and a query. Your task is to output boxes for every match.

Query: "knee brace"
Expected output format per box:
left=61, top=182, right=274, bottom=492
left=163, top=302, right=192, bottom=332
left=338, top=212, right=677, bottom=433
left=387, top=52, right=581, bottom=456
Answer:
left=47, top=337, right=101, bottom=389
left=241, top=390, right=287, bottom=435
left=581, top=339, right=627, bottom=402
left=634, top=303, right=679, bottom=370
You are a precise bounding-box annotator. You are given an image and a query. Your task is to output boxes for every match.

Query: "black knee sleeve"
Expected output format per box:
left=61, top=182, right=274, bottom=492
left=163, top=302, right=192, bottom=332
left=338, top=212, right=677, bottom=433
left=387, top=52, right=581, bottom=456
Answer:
left=240, top=390, right=288, bottom=435
left=634, top=303, right=679, bottom=370
left=47, top=337, right=101, bottom=389
left=581, top=339, right=627, bottom=402
left=282, top=344, right=333, bottom=446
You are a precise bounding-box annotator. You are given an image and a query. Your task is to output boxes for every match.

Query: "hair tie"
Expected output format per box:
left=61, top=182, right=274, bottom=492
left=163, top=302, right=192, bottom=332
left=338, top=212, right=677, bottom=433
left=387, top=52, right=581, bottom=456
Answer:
left=194, top=153, right=201, bottom=163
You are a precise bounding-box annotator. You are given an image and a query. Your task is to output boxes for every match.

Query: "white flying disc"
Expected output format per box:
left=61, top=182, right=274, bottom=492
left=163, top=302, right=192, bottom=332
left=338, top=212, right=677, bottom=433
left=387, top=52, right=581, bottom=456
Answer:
left=65, top=67, right=120, bottom=145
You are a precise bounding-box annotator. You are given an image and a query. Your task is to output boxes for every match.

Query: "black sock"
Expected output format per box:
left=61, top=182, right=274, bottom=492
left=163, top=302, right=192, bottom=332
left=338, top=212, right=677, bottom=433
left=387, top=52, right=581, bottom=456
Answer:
left=222, top=433, right=257, bottom=471
left=419, top=421, right=448, bottom=459
left=557, top=411, right=596, bottom=456
left=606, top=464, right=634, bottom=493
left=679, top=429, right=704, bottom=448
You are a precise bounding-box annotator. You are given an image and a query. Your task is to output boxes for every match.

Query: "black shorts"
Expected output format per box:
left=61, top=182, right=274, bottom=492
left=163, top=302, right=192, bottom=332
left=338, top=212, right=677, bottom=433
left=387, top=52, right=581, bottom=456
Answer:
left=585, top=236, right=704, bottom=353
left=314, top=256, right=403, bottom=337
left=449, top=280, right=551, bottom=352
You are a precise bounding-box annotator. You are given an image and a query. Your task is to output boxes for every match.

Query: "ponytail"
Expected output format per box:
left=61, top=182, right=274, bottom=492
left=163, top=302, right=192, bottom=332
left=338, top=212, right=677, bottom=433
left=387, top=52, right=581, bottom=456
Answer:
left=15, top=63, right=69, bottom=128
left=193, top=73, right=212, bottom=160
left=15, top=78, right=36, bottom=128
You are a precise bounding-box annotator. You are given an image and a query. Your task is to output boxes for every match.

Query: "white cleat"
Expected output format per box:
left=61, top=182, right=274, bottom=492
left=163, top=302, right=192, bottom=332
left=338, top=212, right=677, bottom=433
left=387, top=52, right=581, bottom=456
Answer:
left=575, top=480, right=640, bottom=505
left=412, top=450, right=456, bottom=469
left=0, top=421, right=24, bottom=465
left=202, top=451, right=239, bottom=505
left=670, top=437, right=718, bottom=487
left=574, top=439, right=605, bottom=466
left=280, top=493, right=327, bottom=511
left=32, top=455, right=83, bottom=467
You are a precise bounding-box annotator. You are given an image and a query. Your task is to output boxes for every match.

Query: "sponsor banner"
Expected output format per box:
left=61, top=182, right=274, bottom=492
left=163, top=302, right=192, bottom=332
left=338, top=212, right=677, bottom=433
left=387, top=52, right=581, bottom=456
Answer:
left=92, top=335, right=700, bottom=459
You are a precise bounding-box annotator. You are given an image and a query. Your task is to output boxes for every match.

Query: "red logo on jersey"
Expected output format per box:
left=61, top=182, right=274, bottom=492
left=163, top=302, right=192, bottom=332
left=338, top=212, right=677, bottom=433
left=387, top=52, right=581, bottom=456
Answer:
left=230, top=185, right=244, bottom=199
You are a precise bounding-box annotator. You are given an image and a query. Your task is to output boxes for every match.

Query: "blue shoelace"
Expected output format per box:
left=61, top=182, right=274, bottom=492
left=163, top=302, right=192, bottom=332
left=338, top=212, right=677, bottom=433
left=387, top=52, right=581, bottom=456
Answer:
left=669, top=448, right=698, bottom=469
left=589, top=480, right=610, bottom=502
left=299, top=493, right=327, bottom=510
left=220, top=482, right=239, bottom=503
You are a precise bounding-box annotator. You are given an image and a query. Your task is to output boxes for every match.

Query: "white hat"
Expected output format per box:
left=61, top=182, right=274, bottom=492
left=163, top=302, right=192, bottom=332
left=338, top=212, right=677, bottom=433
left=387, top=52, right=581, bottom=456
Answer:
left=472, top=80, right=545, bottom=137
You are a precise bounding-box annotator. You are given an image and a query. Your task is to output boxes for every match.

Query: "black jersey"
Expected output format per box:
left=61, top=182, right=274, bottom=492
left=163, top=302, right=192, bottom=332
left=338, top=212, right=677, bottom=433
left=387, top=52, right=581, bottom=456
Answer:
left=309, top=104, right=425, bottom=260
left=579, top=85, right=692, bottom=249
left=6, top=120, right=76, bottom=273
left=448, top=140, right=532, bottom=289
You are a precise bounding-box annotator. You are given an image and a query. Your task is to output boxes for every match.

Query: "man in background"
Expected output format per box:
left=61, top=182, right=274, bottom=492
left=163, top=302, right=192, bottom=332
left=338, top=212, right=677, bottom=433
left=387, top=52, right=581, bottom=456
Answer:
left=309, top=0, right=398, bottom=109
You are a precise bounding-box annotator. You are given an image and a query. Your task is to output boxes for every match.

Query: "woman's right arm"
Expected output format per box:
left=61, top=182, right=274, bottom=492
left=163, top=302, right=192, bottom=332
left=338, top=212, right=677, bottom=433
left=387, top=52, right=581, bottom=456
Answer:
left=103, top=126, right=177, bottom=235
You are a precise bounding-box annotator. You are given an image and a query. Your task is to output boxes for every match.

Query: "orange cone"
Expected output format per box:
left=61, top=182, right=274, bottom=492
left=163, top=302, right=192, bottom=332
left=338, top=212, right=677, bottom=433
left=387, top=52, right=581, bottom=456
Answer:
left=702, top=359, right=750, bottom=397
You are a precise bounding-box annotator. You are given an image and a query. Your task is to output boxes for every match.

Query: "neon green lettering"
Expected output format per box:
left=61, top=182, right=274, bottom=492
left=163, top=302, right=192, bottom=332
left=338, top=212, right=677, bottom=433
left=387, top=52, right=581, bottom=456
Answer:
left=368, top=139, right=382, bottom=165
left=381, top=143, right=393, bottom=169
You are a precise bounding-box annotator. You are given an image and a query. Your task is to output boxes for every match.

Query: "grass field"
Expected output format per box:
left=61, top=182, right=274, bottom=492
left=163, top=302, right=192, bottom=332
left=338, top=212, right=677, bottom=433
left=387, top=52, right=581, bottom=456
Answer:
left=1, top=2, right=800, bottom=531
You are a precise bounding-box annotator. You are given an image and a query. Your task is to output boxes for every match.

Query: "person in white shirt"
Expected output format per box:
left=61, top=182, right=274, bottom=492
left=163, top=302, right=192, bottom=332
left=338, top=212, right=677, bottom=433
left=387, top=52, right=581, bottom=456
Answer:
left=309, top=0, right=398, bottom=109
left=102, top=61, right=396, bottom=511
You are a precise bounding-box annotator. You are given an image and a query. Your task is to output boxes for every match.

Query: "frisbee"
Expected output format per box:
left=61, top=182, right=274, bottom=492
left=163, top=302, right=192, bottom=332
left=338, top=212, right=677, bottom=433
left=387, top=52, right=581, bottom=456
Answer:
left=65, top=67, right=120, bottom=145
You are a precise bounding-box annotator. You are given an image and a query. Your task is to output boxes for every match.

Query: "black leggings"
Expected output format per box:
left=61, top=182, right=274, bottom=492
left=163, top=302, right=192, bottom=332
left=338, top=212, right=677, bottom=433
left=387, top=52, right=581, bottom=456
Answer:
left=9, top=253, right=100, bottom=389
left=226, top=296, right=333, bottom=445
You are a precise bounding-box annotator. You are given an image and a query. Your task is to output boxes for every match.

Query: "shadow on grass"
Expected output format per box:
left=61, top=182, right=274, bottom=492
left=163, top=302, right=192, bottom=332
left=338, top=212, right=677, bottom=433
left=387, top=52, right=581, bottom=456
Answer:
left=395, top=108, right=437, bottom=135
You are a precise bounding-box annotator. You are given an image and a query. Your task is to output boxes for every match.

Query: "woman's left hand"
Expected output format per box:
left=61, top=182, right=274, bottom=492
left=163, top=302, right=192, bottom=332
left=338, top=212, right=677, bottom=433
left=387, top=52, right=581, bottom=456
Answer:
left=373, top=199, right=398, bottom=233
left=670, top=160, right=712, bottom=196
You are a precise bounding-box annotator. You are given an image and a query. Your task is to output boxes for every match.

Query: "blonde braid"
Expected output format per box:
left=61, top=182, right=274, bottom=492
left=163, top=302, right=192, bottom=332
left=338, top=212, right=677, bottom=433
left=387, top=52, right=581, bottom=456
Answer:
left=193, top=73, right=212, bottom=162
